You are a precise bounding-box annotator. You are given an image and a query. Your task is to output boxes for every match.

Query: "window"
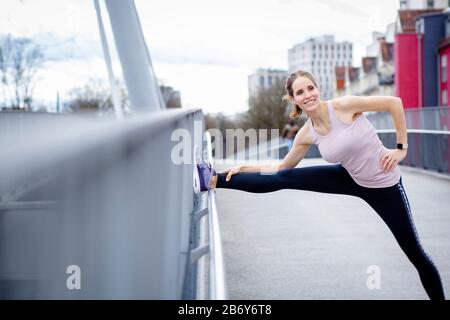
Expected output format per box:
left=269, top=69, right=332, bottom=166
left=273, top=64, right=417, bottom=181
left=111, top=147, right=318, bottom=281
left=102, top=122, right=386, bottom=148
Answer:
left=427, top=0, right=434, bottom=8
left=268, top=75, right=272, bottom=86
left=259, top=76, right=264, bottom=87
left=443, top=90, right=448, bottom=106
left=447, top=17, right=450, bottom=36
left=442, top=55, right=447, bottom=83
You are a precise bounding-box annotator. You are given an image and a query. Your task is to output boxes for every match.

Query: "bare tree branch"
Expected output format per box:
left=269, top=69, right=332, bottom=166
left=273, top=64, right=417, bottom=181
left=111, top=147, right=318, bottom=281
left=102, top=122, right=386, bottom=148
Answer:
left=0, top=35, right=44, bottom=110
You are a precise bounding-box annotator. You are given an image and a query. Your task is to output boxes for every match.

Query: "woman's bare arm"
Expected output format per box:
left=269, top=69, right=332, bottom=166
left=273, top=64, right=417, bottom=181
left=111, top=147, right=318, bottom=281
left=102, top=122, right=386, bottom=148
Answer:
left=278, top=121, right=312, bottom=170
left=334, top=95, right=407, bottom=146
left=334, top=95, right=408, bottom=172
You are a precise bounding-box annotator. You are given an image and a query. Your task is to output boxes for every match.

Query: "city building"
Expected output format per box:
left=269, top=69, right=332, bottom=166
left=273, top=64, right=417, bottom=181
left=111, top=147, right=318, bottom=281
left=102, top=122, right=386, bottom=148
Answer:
left=248, top=68, right=287, bottom=98
left=438, top=10, right=450, bottom=107
left=334, top=26, right=395, bottom=97
left=399, top=0, right=449, bottom=9
left=334, top=66, right=360, bottom=95
left=417, top=12, right=447, bottom=107
left=395, top=8, right=447, bottom=108
left=288, top=35, right=352, bottom=100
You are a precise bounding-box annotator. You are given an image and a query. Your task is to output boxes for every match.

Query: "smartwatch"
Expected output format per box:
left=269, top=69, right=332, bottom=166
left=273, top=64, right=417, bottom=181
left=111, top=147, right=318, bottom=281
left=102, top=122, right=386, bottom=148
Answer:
left=396, top=143, right=408, bottom=150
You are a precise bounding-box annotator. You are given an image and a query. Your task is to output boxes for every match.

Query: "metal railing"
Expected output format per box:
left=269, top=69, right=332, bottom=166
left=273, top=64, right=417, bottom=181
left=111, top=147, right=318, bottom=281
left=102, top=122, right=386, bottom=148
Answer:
left=367, top=107, right=450, bottom=175
left=368, top=106, right=450, bottom=131
left=0, top=109, right=225, bottom=299
left=0, top=0, right=227, bottom=299
left=204, top=132, right=226, bottom=300
left=376, top=129, right=450, bottom=174
left=183, top=132, right=226, bottom=300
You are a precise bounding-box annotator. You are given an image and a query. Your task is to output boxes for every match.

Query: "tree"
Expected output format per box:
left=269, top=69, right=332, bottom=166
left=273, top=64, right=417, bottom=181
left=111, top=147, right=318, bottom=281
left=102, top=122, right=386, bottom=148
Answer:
left=204, top=112, right=240, bottom=159
left=243, top=79, right=291, bottom=139
left=66, top=79, right=129, bottom=116
left=0, top=35, right=44, bottom=110
left=160, top=85, right=182, bottom=109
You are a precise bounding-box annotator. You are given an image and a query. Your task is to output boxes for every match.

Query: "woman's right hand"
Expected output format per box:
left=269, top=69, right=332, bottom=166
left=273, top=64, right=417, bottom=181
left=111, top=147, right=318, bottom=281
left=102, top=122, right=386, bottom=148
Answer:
left=221, top=166, right=241, bottom=182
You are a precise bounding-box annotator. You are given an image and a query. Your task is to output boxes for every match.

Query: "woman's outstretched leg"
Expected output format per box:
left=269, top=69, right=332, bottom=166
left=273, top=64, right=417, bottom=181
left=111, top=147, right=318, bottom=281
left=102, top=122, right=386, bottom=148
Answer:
left=362, top=180, right=445, bottom=300
left=216, top=164, right=363, bottom=197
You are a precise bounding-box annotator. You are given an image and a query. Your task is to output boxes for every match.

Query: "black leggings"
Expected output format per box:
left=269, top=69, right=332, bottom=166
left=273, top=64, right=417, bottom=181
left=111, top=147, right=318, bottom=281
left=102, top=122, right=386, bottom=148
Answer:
left=216, top=164, right=445, bottom=300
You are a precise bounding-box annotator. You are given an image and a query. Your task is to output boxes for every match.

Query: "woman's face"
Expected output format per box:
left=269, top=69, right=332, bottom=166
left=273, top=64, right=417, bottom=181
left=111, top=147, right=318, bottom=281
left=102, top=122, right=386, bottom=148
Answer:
left=290, top=76, right=321, bottom=112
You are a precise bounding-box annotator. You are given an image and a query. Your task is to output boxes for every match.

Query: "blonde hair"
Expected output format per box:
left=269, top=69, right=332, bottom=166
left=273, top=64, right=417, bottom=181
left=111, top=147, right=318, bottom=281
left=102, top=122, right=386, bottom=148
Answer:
left=282, top=70, right=319, bottom=119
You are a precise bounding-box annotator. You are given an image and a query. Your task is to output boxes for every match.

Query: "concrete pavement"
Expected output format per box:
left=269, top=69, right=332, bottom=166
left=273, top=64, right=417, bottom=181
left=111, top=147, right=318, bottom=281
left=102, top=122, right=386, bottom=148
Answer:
left=214, top=159, right=450, bottom=299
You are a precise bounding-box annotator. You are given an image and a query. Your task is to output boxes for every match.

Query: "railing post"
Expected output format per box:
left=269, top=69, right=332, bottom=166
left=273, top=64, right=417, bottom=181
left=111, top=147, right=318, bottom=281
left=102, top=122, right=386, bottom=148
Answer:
left=104, top=0, right=163, bottom=113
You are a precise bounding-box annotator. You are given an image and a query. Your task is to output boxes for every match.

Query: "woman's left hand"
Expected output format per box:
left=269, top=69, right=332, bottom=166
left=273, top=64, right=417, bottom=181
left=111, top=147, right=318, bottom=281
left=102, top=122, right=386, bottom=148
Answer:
left=380, top=149, right=407, bottom=173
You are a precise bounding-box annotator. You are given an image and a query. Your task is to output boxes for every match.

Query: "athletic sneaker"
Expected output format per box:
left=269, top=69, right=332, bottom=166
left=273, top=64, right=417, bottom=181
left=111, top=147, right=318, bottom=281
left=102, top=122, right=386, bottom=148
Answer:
left=193, top=158, right=217, bottom=194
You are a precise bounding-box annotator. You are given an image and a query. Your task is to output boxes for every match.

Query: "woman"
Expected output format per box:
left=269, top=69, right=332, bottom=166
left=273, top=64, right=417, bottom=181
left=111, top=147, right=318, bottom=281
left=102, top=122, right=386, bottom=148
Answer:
left=194, top=70, right=445, bottom=300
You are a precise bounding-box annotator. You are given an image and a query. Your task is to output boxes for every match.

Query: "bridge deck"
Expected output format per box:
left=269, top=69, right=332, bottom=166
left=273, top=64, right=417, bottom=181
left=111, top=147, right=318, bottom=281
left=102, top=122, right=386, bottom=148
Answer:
left=214, top=159, right=450, bottom=299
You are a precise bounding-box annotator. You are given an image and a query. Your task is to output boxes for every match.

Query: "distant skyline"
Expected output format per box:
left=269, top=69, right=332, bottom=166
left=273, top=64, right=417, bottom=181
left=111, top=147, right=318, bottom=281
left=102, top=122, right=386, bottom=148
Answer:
left=0, top=0, right=400, bottom=114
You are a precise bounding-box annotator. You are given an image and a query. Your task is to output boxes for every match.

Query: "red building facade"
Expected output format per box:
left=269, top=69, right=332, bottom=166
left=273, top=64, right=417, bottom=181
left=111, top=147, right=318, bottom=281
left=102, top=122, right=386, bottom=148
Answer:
left=438, top=37, right=450, bottom=107
left=394, top=9, right=444, bottom=108
left=395, top=33, right=419, bottom=108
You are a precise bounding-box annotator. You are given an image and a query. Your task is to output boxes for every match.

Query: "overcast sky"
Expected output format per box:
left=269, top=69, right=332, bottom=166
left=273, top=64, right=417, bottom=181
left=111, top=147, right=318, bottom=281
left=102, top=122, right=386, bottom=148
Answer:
left=0, top=0, right=400, bottom=114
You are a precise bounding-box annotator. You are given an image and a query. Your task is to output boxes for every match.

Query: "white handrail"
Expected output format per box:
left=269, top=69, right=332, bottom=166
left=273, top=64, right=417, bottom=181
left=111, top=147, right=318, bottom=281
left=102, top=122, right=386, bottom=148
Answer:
left=205, top=131, right=227, bottom=300
left=376, top=129, right=450, bottom=135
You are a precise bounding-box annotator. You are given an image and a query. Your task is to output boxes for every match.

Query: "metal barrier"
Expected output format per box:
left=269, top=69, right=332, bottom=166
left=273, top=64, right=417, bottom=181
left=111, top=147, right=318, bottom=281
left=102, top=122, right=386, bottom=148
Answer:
left=368, top=106, right=450, bottom=131
left=204, top=132, right=227, bottom=300
left=0, top=0, right=227, bottom=299
left=376, top=129, right=450, bottom=174
left=0, top=109, right=225, bottom=299
left=367, top=107, right=450, bottom=174
left=183, top=132, right=227, bottom=300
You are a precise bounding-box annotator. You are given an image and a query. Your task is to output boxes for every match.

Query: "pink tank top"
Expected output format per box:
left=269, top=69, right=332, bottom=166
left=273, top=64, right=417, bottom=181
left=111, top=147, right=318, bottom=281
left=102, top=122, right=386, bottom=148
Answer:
left=309, top=101, right=401, bottom=188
